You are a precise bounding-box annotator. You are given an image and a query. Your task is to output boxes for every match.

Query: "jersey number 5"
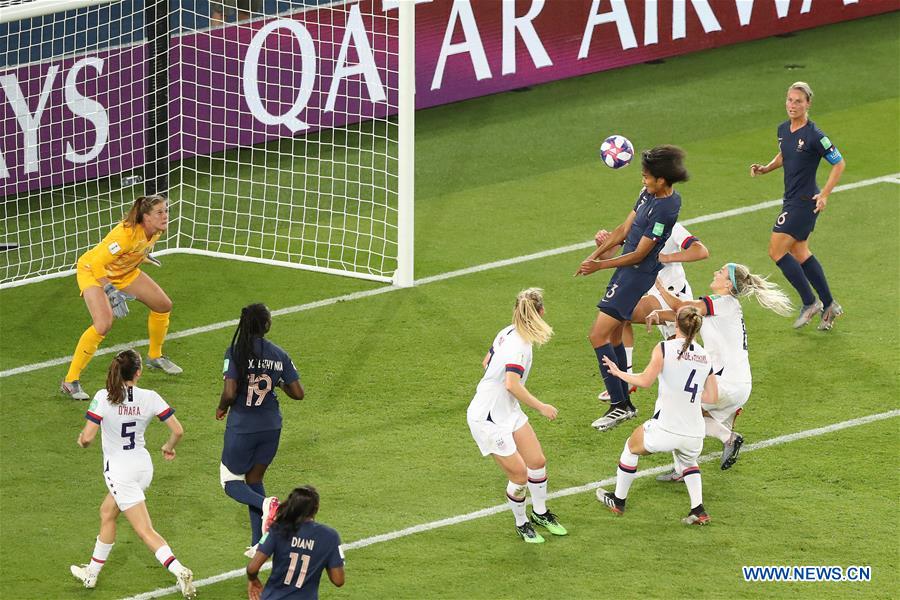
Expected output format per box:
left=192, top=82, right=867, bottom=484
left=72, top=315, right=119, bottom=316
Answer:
left=246, top=374, right=273, bottom=407
left=284, top=552, right=311, bottom=589
left=121, top=421, right=137, bottom=450
left=683, top=369, right=699, bottom=403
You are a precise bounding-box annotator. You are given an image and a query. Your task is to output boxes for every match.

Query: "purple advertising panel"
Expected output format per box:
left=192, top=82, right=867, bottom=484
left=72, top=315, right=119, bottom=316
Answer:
left=1, top=0, right=895, bottom=196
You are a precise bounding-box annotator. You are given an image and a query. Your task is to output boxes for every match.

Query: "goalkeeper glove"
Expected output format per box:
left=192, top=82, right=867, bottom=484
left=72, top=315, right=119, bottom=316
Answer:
left=144, top=254, right=161, bottom=267
left=103, top=283, right=130, bottom=319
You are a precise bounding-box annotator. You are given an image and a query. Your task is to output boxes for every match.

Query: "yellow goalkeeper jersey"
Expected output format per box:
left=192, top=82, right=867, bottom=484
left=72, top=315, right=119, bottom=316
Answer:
left=78, top=222, right=161, bottom=280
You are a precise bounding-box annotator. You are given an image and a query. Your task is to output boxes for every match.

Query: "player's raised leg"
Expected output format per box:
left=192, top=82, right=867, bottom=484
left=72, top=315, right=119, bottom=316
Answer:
left=514, top=423, right=566, bottom=536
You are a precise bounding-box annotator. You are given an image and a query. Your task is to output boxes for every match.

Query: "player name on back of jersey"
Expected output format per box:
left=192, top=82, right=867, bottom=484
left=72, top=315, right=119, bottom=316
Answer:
left=291, top=537, right=315, bottom=550
left=679, top=350, right=708, bottom=364
left=248, top=358, right=284, bottom=371
left=117, top=405, right=142, bottom=416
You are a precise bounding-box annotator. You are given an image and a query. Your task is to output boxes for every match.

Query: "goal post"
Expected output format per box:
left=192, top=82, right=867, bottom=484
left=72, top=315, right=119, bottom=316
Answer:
left=0, top=0, right=415, bottom=289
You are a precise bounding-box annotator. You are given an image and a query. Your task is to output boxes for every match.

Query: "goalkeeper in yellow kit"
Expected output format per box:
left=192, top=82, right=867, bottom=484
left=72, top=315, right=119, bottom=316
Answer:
left=61, top=195, right=182, bottom=400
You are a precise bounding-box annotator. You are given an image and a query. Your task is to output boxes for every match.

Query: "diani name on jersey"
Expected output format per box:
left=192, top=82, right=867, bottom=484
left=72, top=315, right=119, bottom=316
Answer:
left=291, top=537, right=315, bottom=550
left=247, top=358, right=284, bottom=370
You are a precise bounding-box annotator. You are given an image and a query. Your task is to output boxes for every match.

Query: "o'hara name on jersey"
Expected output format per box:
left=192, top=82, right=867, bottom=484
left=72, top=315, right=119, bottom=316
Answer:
left=118, top=405, right=142, bottom=416
left=679, top=350, right=709, bottom=364
left=291, top=537, right=315, bottom=550
left=248, top=358, right=283, bottom=371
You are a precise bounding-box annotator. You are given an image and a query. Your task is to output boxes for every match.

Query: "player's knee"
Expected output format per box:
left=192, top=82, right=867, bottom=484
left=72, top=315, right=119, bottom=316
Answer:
left=158, top=297, right=173, bottom=313
left=220, top=462, right=246, bottom=489
left=93, top=317, right=113, bottom=335
left=99, top=503, right=117, bottom=522
left=526, top=455, right=546, bottom=471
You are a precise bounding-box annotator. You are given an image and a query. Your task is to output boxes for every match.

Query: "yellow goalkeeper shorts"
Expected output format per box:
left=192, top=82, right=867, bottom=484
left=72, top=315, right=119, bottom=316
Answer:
left=76, top=263, right=142, bottom=294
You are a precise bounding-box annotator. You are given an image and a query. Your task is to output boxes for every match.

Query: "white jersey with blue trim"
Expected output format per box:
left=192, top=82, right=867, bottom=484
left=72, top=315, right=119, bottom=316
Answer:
left=468, top=326, right=533, bottom=428
left=657, top=223, right=699, bottom=292
left=699, top=294, right=751, bottom=383
left=653, top=339, right=712, bottom=438
left=86, top=385, right=173, bottom=472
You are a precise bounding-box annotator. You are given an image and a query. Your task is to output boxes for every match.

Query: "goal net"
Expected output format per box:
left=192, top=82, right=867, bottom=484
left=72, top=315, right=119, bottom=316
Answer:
left=0, top=0, right=413, bottom=289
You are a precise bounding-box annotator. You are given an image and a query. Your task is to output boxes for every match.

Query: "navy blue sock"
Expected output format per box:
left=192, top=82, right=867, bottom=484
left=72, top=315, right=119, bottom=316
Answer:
left=224, top=480, right=265, bottom=510
left=248, top=481, right=266, bottom=545
left=595, top=344, right=626, bottom=405
left=776, top=254, right=815, bottom=306
left=612, top=343, right=632, bottom=406
left=800, top=255, right=833, bottom=307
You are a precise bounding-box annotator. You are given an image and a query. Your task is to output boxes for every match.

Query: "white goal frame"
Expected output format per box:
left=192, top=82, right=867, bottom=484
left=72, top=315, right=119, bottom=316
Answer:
left=0, top=0, right=414, bottom=289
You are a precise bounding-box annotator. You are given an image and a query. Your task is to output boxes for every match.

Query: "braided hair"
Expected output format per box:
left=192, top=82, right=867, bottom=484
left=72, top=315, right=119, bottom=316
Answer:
left=229, top=303, right=272, bottom=386
left=675, top=306, right=703, bottom=359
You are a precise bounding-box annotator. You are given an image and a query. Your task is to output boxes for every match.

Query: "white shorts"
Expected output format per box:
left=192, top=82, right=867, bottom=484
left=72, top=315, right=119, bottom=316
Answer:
left=104, top=468, right=153, bottom=511
left=468, top=410, right=529, bottom=457
left=647, top=283, right=692, bottom=339
left=702, top=379, right=751, bottom=424
left=642, top=419, right=703, bottom=467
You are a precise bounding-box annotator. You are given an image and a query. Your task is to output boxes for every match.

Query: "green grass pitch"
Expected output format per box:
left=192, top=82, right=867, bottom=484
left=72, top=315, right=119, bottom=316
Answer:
left=1, top=13, right=898, bottom=600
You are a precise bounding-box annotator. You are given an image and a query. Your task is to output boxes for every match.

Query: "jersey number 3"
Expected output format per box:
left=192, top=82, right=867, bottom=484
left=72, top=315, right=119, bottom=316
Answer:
left=246, top=374, right=273, bottom=407
left=284, top=552, right=311, bottom=589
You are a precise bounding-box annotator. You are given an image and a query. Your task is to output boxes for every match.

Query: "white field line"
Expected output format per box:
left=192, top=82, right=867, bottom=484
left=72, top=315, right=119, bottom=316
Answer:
left=2, top=173, right=898, bottom=380
left=120, top=408, right=900, bottom=600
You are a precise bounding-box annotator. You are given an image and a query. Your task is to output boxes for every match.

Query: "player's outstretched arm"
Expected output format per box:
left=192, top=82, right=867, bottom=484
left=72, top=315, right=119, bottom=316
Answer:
left=504, top=372, right=557, bottom=420
left=654, top=281, right=708, bottom=315
left=660, top=240, right=708, bottom=264
left=601, top=343, right=663, bottom=388
left=750, top=152, right=783, bottom=177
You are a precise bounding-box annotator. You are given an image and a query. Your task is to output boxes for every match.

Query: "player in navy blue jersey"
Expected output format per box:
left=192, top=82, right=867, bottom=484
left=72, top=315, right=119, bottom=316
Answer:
left=217, top=303, right=305, bottom=557
left=750, top=82, right=846, bottom=330
left=246, top=485, right=345, bottom=600
left=576, top=145, right=688, bottom=432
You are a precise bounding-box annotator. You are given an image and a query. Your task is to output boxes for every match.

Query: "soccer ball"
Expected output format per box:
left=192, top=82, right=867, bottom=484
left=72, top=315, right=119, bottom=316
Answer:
left=600, top=135, right=634, bottom=169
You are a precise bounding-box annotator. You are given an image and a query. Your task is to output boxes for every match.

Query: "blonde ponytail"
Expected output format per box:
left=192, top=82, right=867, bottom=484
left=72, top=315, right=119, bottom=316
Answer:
left=730, top=263, right=794, bottom=317
left=513, top=288, right=553, bottom=346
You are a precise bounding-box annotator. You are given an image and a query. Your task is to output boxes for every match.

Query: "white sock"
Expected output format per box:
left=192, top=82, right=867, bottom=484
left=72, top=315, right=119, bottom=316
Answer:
left=527, top=467, right=548, bottom=515
left=704, top=416, right=732, bottom=443
left=625, top=346, right=634, bottom=373
left=682, top=466, right=703, bottom=508
left=506, top=481, right=528, bottom=526
left=615, top=442, right=639, bottom=499
left=87, top=537, right=114, bottom=575
left=154, top=545, right=185, bottom=577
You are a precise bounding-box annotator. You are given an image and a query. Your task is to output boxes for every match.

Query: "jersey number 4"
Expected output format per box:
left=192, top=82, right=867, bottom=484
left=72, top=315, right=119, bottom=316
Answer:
left=683, top=370, right=699, bottom=403
left=284, top=552, right=311, bottom=589
left=246, top=374, right=273, bottom=407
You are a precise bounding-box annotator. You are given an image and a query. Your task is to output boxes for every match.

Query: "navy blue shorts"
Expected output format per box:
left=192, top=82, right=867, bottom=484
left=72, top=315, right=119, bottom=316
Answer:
left=597, top=268, right=657, bottom=321
left=221, top=429, right=281, bottom=474
left=772, top=198, right=818, bottom=241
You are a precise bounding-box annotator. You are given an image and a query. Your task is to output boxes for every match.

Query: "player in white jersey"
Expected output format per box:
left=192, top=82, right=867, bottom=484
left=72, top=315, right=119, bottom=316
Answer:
left=70, top=350, right=196, bottom=598
left=648, top=263, right=793, bottom=476
left=596, top=307, right=719, bottom=525
left=467, top=288, right=566, bottom=544
left=594, top=222, right=709, bottom=403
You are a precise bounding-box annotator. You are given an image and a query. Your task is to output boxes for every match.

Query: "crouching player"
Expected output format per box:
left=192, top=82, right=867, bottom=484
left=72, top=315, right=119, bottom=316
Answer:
left=596, top=307, right=718, bottom=525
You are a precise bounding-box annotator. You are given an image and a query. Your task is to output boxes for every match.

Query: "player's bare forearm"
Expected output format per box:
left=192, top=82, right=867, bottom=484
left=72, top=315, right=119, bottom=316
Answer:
left=660, top=242, right=708, bottom=264
left=593, top=222, right=629, bottom=258
left=820, top=159, right=845, bottom=196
